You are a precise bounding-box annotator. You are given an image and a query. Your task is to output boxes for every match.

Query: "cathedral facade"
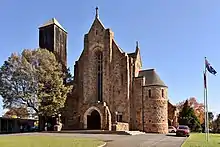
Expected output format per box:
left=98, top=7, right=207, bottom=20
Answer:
left=39, top=9, right=178, bottom=134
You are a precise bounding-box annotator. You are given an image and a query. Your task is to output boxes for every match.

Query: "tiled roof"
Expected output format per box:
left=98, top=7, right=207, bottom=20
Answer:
left=138, top=69, right=167, bottom=87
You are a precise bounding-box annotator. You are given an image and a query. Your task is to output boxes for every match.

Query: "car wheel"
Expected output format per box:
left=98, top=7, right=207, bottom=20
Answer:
left=171, top=130, right=175, bottom=133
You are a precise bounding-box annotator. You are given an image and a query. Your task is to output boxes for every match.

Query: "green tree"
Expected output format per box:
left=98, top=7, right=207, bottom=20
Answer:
left=208, top=112, right=214, bottom=121
left=0, top=48, right=72, bottom=116
left=208, top=112, right=214, bottom=129
left=213, top=114, right=220, bottom=133
left=178, top=100, right=201, bottom=132
left=65, top=67, right=74, bottom=84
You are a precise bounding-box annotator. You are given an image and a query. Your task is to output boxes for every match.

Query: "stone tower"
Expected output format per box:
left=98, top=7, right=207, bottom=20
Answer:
left=139, top=69, right=168, bottom=133
left=39, top=18, right=67, bottom=67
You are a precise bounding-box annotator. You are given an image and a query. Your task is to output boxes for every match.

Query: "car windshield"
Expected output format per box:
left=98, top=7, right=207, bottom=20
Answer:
left=178, top=126, right=188, bottom=129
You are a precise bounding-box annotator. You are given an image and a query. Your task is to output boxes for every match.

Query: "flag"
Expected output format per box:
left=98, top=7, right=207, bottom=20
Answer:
left=204, top=72, right=207, bottom=89
left=205, top=58, right=217, bottom=75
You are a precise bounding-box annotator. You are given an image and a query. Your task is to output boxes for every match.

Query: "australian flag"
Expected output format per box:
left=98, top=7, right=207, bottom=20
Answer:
left=205, top=58, right=217, bottom=75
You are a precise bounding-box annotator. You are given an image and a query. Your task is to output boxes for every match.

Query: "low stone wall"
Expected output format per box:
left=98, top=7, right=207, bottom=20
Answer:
left=116, top=122, right=129, bottom=131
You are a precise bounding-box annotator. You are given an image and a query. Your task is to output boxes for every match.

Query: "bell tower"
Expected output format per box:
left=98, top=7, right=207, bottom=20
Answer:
left=39, top=18, right=67, bottom=67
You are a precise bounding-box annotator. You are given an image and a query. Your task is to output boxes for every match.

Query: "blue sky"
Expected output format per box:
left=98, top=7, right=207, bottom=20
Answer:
left=1, top=0, right=220, bottom=116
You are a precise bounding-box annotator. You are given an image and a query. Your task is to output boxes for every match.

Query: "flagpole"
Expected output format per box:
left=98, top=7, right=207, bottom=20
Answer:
left=204, top=57, right=207, bottom=141
left=204, top=57, right=217, bottom=142
left=206, top=69, right=209, bottom=141
left=206, top=89, right=209, bottom=142
left=203, top=71, right=207, bottom=141
left=205, top=70, right=209, bottom=142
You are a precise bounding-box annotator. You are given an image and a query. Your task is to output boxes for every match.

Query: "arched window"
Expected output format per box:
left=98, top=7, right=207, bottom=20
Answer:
left=96, top=51, right=103, bottom=102
left=162, top=89, right=164, bottom=98
left=148, top=89, right=151, bottom=98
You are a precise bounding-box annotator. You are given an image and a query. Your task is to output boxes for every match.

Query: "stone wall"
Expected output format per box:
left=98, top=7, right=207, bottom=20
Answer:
left=168, top=102, right=179, bottom=127
left=110, top=41, right=130, bottom=123
left=54, top=25, right=67, bottom=67
left=62, top=84, right=80, bottom=130
left=116, top=122, right=129, bottom=131
left=143, top=86, right=168, bottom=134
left=132, top=77, right=145, bottom=131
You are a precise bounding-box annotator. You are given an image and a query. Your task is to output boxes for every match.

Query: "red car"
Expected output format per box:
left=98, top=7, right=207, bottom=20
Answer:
left=176, top=125, right=190, bottom=137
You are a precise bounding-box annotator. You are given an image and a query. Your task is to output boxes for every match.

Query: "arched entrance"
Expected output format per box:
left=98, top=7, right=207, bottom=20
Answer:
left=83, top=106, right=103, bottom=129
left=87, top=110, right=101, bottom=129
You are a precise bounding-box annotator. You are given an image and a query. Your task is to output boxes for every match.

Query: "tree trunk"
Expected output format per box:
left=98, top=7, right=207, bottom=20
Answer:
left=39, top=115, right=46, bottom=131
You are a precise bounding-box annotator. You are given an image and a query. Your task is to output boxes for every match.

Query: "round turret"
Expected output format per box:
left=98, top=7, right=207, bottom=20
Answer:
left=139, top=69, right=168, bottom=134
left=144, top=86, right=168, bottom=133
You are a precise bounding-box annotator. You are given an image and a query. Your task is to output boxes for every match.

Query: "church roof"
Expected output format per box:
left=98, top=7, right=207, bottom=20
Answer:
left=128, top=52, right=136, bottom=58
left=39, top=18, right=67, bottom=32
left=138, top=69, right=167, bottom=87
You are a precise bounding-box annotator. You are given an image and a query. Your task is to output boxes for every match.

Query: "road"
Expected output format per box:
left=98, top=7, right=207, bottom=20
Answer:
left=0, top=132, right=187, bottom=147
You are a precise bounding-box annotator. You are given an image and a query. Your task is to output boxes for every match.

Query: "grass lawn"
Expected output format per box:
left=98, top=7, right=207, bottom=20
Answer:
left=182, top=133, right=220, bottom=147
left=0, top=135, right=104, bottom=147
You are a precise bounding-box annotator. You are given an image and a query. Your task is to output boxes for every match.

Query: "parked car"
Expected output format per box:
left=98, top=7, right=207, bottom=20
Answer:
left=168, top=126, right=176, bottom=133
left=176, top=125, right=190, bottom=137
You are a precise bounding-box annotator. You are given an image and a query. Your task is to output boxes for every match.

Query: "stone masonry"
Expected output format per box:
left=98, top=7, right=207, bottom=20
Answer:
left=39, top=8, right=177, bottom=134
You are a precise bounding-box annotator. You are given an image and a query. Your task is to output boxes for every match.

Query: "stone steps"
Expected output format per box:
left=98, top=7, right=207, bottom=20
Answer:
left=124, top=131, right=146, bottom=135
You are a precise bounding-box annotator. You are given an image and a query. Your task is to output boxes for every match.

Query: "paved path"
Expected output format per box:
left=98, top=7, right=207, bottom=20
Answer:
left=0, top=132, right=186, bottom=147
left=104, top=134, right=186, bottom=147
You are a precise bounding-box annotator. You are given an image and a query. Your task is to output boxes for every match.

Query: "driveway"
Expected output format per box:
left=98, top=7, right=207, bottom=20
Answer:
left=1, top=132, right=186, bottom=147
left=103, top=133, right=187, bottom=147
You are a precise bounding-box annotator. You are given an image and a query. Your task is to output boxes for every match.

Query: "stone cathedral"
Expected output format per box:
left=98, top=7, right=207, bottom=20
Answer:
left=38, top=8, right=178, bottom=134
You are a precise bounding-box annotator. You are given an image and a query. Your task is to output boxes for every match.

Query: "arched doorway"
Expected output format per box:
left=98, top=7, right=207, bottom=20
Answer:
left=87, top=110, right=101, bottom=129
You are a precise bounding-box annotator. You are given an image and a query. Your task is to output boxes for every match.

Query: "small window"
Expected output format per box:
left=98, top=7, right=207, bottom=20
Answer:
left=162, top=89, right=164, bottom=98
left=117, top=113, right=123, bottom=122
left=121, top=74, right=123, bottom=85
left=148, top=89, right=151, bottom=98
left=95, top=30, right=98, bottom=35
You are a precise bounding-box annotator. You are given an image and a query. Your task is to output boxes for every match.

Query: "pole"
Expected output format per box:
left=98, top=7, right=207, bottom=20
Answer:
left=204, top=57, right=207, bottom=141
left=206, top=79, right=209, bottom=142
left=204, top=71, right=207, bottom=141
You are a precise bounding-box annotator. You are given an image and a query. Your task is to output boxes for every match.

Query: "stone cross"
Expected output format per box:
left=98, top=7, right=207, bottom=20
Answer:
left=96, top=7, right=99, bottom=18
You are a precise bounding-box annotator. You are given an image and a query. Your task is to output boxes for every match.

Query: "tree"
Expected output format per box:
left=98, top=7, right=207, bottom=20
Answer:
left=0, top=48, right=72, bottom=116
left=3, top=107, right=29, bottom=118
left=213, top=114, right=220, bottom=133
left=208, top=112, right=214, bottom=121
left=177, top=97, right=205, bottom=124
left=178, top=100, right=202, bottom=132
left=208, top=112, right=214, bottom=129
left=65, top=67, right=74, bottom=84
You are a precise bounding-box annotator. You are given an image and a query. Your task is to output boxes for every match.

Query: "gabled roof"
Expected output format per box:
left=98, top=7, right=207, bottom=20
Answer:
left=39, top=18, right=67, bottom=33
left=138, top=69, right=167, bottom=87
left=88, top=16, right=105, bottom=34
left=128, top=41, right=142, bottom=66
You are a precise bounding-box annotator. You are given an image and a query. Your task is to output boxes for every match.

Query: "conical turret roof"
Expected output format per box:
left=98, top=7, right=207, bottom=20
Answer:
left=138, top=69, right=167, bottom=87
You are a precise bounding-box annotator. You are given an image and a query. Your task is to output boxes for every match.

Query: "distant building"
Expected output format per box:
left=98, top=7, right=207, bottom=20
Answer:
left=38, top=8, right=178, bottom=134
left=0, top=117, right=37, bottom=133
